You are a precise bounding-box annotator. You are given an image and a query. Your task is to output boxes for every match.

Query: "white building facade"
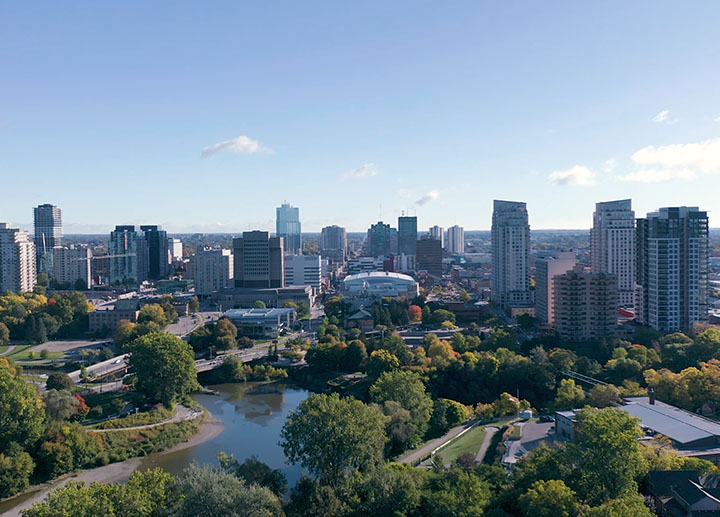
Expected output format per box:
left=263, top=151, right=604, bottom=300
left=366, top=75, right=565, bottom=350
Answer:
left=591, top=199, right=636, bottom=309
left=491, top=200, right=532, bottom=309
left=0, top=223, right=37, bottom=293
left=188, top=247, right=233, bottom=296
left=52, top=245, right=92, bottom=289
left=534, top=252, right=577, bottom=325
left=284, top=254, right=323, bottom=291
left=446, top=225, right=465, bottom=254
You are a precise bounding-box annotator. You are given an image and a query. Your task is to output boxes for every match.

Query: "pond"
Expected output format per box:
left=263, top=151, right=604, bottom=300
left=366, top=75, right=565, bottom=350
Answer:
left=136, top=382, right=309, bottom=486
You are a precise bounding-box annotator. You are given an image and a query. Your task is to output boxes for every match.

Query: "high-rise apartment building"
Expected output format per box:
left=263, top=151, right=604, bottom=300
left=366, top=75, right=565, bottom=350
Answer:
left=591, top=199, right=636, bottom=308
left=428, top=226, right=444, bottom=248
left=188, top=247, right=233, bottom=296
left=367, top=221, right=393, bottom=257
left=233, top=231, right=284, bottom=288
left=33, top=203, right=62, bottom=274
left=52, top=245, right=91, bottom=289
left=491, top=200, right=531, bottom=309
left=140, top=225, right=169, bottom=281
left=636, top=206, right=709, bottom=333
left=553, top=271, right=618, bottom=341
left=398, top=216, right=418, bottom=256
left=446, top=225, right=465, bottom=254
left=416, top=237, right=443, bottom=276
left=320, top=225, right=347, bottom=264
left=168, top=238, right=183, bottom=261
left=284, top=255, right=324, bottom=291
left=534, top=252, right=577, bottom=325
left=276, top=203, right=301, bottom=255
left=109, top=225, right=145, bottom=285
left=0, top=223, right=36, bottom=293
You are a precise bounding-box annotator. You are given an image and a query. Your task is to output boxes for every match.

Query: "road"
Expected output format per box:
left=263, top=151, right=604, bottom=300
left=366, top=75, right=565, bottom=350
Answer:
left=398, top=421, right=477, bottom=465
left=92, top=405, right=202, bottom=432
left=68, top=354, right=129, bottom=383
left=475, top=426, right=499, bottom=464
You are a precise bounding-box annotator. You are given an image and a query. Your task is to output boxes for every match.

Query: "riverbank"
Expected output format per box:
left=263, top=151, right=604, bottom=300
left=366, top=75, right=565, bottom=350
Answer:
left=0, top=411, right=224, bottom=517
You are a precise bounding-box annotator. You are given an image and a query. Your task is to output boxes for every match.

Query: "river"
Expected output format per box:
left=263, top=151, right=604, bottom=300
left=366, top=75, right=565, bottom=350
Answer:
left=0, top=382, right=309, bottom=516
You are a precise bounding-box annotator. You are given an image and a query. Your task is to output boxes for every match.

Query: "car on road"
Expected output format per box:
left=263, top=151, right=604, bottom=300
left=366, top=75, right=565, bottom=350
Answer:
left=539, top=415, right=553, bottom=423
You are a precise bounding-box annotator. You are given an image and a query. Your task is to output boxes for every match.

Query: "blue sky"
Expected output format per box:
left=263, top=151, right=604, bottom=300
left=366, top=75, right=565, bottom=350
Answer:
left=2, top=1, right=720, bottom=233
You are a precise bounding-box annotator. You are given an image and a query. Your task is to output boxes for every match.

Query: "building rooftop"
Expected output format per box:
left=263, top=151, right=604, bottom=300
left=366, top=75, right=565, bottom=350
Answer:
left=623, top=397, right=720, bottom=446
left=344, top=271, right=416, bottom=284
left=223, top=308, right=295, bottom=318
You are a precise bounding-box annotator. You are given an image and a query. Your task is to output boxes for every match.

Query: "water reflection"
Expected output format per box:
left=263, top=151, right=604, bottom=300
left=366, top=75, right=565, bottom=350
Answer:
left=136, top=383, right=308, bottom=487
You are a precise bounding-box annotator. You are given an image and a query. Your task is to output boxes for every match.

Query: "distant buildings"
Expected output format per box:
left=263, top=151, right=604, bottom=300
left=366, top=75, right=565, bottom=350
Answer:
left=188, top=247, right=233, bottom=296
left=428, top=225, right=444, bottom=248
left=52, top=245, right=91, bottom=289
left=276, top=202, right=301, bottom=255
left=416, top=237, right=442, bottom=276
left=398, top=215, right=417, bottom=256
left=33, top=203, right=62, bottom=274
left=140, top=225, right=169, bottom=281
left=347, top=256, right=385, bottom=275
left=534, top=252, right=576, bottom=325
left=0, top=223, right=36, bottom=293
left=320, top=225, right=347, bottom=264
left=491, top=200, right=532, bottom=310
left=636, top=206, right=709, bottom=333
left=168, top=237, right=183, bottom=261
left=232, top=231, right=284, bottom=288
left=591, top=199, right=636, bottom=309
left=446, top=225, right=464, bottom=254
left=553, top=270, right=618, bottom=341
left=367, top=221, right=393, bottom=257
left=109, top=225, right=144, bottom=285
left=284, top=254, right=324, bottom=291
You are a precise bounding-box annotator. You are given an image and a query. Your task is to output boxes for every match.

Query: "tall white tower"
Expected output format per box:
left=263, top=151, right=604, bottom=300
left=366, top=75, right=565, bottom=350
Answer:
left=591, top=199, right=636, bottom=309
left=491, top=200, right=531, bottom=309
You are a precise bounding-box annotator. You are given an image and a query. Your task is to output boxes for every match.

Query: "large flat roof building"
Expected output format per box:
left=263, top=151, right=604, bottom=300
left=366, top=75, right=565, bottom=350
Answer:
left=222, top=307, right=296, bottom=338
left=342, top=271, right=419, bottom=298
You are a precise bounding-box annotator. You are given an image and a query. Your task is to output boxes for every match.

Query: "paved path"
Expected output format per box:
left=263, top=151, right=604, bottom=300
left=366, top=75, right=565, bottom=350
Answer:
left=398, top=421, right=476, bottom=465
left=0, top=345, right=16, bottom=356
left=92, top=405, right=202, bottom=433
left=475, top=426, right=499, bottom=464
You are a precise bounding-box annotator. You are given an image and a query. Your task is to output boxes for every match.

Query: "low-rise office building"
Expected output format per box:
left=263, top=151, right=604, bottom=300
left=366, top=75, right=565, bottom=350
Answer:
left=88, top=299, right=140, bottom=333
left=222, top=308, right=296, bottom=338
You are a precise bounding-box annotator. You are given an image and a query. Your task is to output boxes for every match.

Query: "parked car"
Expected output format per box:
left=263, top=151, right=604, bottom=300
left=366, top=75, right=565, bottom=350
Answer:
left=539, top=415, right=554, bottom=423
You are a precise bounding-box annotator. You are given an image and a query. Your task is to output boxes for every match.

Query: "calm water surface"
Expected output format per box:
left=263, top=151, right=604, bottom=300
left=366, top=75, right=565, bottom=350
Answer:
left=136, top=383, right=309, bottom=487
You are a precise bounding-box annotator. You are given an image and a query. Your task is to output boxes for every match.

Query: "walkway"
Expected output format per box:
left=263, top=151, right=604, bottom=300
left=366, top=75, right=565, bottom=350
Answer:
left=398, top=421, right=476, bottom=465
left=474, top=426, right=499, bottom=464
left=92, top=405, right=202, bottom=433
left=0, top=345, right=16, bottom=356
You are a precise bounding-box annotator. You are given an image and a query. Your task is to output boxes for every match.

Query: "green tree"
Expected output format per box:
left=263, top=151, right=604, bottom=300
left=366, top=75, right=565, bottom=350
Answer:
left=170, top=463, right=283, bottom=517
left=379, top=400, right=416, bottom=456
left=0, top=321, right=9, bottom=346
left=587, top=384, right=621, bottom=408
left=518, top=479, right=579, bottom=517
left=46, top=371, right=74, bottom=391
left=285, top=476, right=342, bottom=517
left=42, top=389, right=80, bottom=422
left=114, top=319, right=138, bottom=345
left=366, top=349, right=400, bottom=378
left=213, top=317, right=238, bottom=350
left=188, top=296, right=200, bottom=314
left=421, top=468, right=491, bottom=517
left=348, top=464, right=423, bottom=515
left=218, top=453, right=287, bottom=497
left=345, top=339, right=368, bottom=371
left=584, top=494, right=653, bottom=517
left=21, top=468, right=173, bottom=517
left=253, top=300, right=267, bottom=309
left=280, top=392, right=387, bottom=487
left=370, top=370, right=433, bottom=443
left=569, top=407, right=647, bottom=505
left=429, top=309, right=456, bottom=327
left=74, top=278, right=88, bottom=291
left=137, top=304, right=168, bottom=327
left=553, top=378, right=586, bottom=410
left=0, top=447, right=35, bottom=499
left=126, top=332, right=200, bottom=405
left=0, top=358, right=45, bottom=449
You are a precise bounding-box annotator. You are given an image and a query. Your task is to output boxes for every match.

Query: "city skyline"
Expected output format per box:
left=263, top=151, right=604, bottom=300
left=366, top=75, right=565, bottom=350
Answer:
left=2, top=2, right=720, bottom=232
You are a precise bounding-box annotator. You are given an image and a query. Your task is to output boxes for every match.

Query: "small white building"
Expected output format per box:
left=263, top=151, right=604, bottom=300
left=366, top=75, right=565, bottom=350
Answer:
left=284, top=255, right=324, bottom=292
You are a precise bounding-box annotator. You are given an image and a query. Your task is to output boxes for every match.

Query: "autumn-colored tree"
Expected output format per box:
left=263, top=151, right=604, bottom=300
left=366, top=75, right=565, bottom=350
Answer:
left=407, top=305, right=422, bottom=323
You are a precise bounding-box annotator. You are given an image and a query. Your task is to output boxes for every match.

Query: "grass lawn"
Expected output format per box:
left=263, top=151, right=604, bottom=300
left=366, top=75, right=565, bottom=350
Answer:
left=7, top=345, right=63, bottom=361
left=434, top=425, right=487, bottom=465
left=509, top=425, right=522, bottom=440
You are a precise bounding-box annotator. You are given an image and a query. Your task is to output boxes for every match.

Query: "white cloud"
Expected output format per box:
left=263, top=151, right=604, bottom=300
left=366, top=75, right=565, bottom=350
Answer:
left=603, top=159, right=617, bottom=173
left=548, top=165, right=596, bottom=186
left=415, top=190, right=439, bottom=206
left=342, top=162, right=378, bottom=180
left=618, top=136, right=720, bottom=183
left=201, top=136, right=271, bottom=158
left=714, top=114, right=720, bottom=124
left=618, top=168, right=696, bottom=183
left=652, top=110, right=677, bottom=124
